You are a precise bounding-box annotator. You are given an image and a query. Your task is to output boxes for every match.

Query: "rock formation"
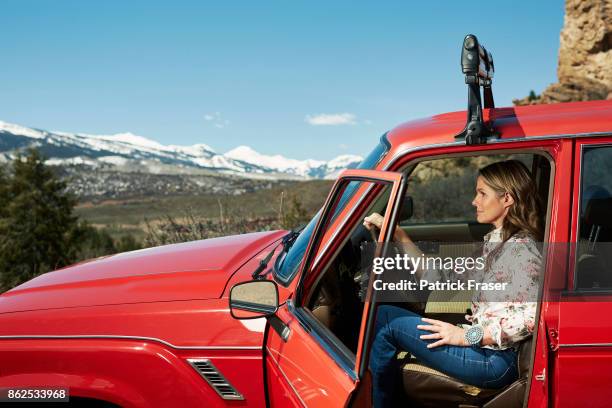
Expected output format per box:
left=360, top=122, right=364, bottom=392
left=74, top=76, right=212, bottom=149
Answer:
left=514, top=0, right=612, bottom=105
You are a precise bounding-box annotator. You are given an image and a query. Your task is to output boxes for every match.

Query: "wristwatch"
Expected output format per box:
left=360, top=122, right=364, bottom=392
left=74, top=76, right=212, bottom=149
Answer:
left=464, top=324, right=484, bottom=346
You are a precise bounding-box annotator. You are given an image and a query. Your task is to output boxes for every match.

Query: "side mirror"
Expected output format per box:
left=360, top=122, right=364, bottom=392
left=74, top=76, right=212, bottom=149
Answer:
left=229, top=280, right=279, bottom=320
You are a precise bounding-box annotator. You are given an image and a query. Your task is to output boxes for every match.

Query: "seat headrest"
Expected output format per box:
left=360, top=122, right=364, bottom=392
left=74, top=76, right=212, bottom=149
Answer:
left=582, top=185, right=610, bottom=209
left=584, top=197, right=612, bottom=229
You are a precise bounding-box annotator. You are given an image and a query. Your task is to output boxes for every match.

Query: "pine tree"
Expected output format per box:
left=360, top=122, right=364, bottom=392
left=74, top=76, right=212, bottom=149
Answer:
left=0, top=165, right=9, bottom=218
left=282, top=194, right=309, bottom=230
left=0, top=165, right=10, bottom=291
left=0, top=149, right=80, bottom=289
left=528, top=90, right=539, bottom=101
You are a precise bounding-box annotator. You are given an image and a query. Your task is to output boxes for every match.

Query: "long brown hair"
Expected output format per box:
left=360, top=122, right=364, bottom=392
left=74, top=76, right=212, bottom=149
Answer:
left=478, top=160, right=543, bottom=242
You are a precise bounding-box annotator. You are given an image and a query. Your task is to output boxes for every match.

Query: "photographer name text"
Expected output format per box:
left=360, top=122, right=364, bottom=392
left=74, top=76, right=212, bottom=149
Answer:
left=372, top=279, right=508, bottom=291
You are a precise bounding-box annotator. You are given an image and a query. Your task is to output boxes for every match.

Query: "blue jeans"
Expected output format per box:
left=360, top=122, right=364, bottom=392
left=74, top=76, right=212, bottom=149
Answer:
left=370, top=305, right=518, bottom=408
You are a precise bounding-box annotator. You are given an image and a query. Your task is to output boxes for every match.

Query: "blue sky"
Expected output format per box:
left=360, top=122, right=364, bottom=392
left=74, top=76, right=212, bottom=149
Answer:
left=0, top=1, right=564, bottom=160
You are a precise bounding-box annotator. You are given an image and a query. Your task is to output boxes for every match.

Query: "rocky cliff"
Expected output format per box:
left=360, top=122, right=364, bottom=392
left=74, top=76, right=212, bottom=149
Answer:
left=514, top=0, right=612, bottom=105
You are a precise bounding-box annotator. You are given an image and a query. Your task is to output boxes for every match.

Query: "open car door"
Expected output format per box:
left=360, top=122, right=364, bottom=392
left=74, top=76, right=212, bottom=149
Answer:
left=264, top=169, right=406, bottom=408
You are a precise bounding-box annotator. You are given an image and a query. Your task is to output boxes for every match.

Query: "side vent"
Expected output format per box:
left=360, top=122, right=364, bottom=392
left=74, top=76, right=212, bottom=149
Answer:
left=187, top=359, right=244, bottom=400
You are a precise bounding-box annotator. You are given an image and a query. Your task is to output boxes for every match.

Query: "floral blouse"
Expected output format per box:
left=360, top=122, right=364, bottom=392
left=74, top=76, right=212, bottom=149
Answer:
left=468, top=227, right=542, bottom=350
left=423, top=227, right=542, bottom=350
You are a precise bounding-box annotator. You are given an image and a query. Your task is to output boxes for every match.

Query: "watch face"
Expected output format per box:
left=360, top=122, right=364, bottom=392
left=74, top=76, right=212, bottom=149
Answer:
left=466, top=325, right=484, bottom=345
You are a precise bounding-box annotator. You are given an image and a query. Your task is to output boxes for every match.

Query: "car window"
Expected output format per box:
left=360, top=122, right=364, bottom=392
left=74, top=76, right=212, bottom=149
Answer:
left=575, top=145, right=612, bottom=290
left=273, top=136, right=389, bottom=284
left=403, top=154, right=534, bottom=225
left=303, top=179, right=396, bottom=359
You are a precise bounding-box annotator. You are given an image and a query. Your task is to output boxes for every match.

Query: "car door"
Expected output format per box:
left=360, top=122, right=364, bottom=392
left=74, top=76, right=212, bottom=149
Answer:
left=554, top=138, right=612, bottom=408
left=264, top=169, right=406, bottom=408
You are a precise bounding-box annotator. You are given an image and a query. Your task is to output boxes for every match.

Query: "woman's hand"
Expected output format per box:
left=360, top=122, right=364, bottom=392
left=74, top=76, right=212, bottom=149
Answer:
left=417, top=318, right=468, bottom=348
left=363, top=213, right=385, bottom=231
left=363, top=212, right=408, bottom=241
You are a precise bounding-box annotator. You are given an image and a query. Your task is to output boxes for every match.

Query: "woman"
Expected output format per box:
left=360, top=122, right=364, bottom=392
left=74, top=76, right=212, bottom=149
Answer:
left=363, top=160, right=543, bottom=407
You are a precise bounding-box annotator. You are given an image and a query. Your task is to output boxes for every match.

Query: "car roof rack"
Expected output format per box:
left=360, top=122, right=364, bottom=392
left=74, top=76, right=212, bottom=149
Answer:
left=455, top=34, right=499, bottom=145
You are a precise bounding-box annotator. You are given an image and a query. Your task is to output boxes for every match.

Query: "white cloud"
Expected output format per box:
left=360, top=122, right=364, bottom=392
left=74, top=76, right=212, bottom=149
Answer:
left=204, top=112, right=229, bottom=128
left=305, top=113, right=357, bottom=126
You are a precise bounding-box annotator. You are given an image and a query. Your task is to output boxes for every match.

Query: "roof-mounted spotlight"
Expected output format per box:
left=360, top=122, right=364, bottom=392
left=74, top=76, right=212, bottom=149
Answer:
left=455, top=34, right=498, bottom=145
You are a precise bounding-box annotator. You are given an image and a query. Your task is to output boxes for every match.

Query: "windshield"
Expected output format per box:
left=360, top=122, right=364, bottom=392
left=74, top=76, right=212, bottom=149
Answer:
left=273, top=135, right=390, bottom=284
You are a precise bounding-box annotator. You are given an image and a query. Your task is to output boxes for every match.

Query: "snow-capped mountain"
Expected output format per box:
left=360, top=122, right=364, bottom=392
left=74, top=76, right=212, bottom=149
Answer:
left=225, top=145, right=362, bottom=179
left=0, top=121, right=363, bottom=179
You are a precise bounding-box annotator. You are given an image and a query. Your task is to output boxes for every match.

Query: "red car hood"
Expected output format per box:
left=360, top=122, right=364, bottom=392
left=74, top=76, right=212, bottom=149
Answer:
left=0, top=230, right=286, bottom=314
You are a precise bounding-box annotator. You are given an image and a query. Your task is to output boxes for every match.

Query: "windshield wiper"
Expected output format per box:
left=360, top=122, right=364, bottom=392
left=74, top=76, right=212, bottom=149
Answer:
left=251, top=229, right=301, bottom=280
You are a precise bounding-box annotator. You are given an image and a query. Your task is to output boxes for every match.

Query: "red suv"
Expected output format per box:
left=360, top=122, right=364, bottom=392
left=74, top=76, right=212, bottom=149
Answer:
left=1, top=35, right=611, bottom=408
